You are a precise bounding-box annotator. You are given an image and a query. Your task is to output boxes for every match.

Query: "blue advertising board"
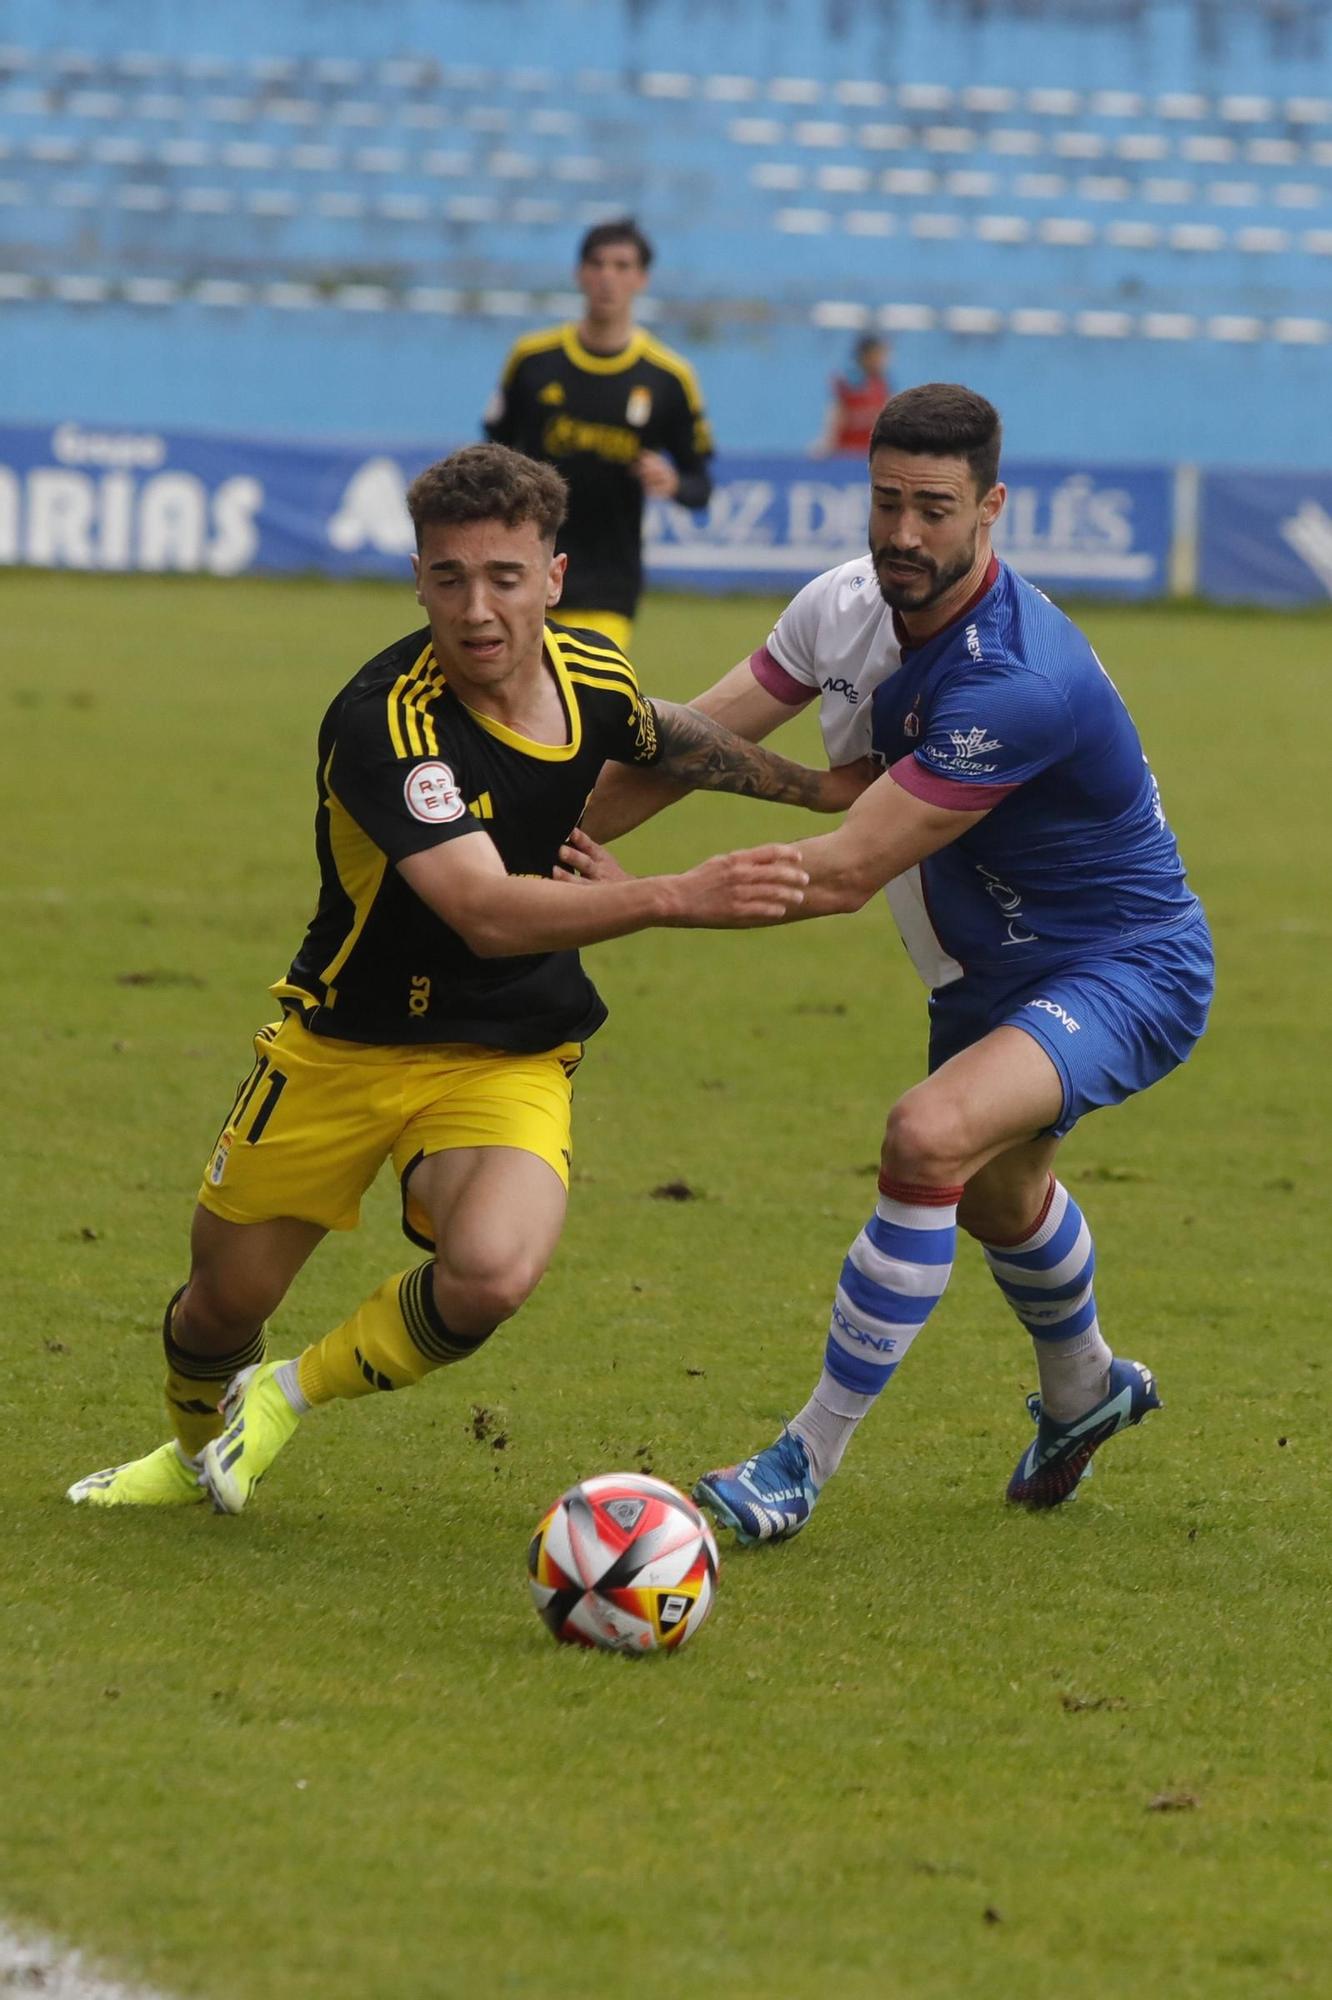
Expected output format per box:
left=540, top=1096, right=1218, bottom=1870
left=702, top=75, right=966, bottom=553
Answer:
left=1199, top=471, right=1332, bottom=606
left=647, top=456, right=1173, bottom=601
left=0, top=417, right=1175, bottom=603
left=0, top=420, right=434, bottom=578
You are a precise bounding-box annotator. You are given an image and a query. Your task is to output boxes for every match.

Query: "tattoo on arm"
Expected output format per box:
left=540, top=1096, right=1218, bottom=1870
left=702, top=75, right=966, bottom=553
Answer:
left=650, top=701, right=823, bottom=808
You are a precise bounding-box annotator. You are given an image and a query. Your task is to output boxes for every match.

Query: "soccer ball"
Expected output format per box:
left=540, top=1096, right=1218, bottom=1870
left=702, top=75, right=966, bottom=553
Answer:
left=528, top=1472, right=719, bottom=1654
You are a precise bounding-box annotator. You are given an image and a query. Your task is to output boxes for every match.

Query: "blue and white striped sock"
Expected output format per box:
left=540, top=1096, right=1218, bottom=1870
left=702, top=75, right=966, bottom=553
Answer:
left=791, top=1177, right=962, bottom=1485
left=981, top=1178, right=1112, bottom=1421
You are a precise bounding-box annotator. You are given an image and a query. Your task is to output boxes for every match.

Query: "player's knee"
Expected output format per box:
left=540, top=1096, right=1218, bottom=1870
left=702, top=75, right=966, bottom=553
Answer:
left=957, top=1184, right=1039, bottom=1243
left=881, top=1093, right=969, bottom=1189
left=431, top=1253, right=543, bottom=1333
left=175, top=1271, right=270, bottom=1353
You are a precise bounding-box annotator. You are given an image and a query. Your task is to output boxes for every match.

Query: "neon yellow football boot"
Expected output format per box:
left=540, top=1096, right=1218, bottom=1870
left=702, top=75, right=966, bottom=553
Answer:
left=67, top=1440, right=204, bottom=1507
left=199, top=1360, right=302, bottom=1514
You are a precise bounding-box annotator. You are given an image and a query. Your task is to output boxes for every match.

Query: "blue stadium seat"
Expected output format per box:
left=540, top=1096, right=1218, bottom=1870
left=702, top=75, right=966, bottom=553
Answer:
left=2, top=12, right=1330, bottom=457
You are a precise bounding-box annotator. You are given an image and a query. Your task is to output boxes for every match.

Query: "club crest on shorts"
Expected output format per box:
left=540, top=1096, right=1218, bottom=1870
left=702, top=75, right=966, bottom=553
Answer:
left=208, top=1132, right=233, bottom=1185
left=405, top=760, right=465, bottom=824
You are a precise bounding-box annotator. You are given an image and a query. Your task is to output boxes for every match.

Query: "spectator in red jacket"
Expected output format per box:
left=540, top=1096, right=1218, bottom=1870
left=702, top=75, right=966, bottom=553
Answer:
left=814, top=336, right=891, bottom=456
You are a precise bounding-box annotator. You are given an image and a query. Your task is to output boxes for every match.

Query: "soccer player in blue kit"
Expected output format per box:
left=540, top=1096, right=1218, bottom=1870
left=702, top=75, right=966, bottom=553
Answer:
left=573, top=382, right=1214, bottom=1531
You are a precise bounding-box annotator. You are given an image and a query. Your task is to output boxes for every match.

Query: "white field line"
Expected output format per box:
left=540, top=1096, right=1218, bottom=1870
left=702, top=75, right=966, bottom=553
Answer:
left=0, top=1921, right=177, bottom=1998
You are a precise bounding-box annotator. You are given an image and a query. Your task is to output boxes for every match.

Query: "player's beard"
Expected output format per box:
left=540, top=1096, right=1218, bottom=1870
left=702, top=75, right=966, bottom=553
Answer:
left=871, top=530, right=977, bottom=612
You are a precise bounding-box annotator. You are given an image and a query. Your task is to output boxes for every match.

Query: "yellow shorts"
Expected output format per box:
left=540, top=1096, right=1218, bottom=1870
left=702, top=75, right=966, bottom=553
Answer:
left=197, top=1014, right=582, bottom=1248
left=563, top=609, right=634, bottom=655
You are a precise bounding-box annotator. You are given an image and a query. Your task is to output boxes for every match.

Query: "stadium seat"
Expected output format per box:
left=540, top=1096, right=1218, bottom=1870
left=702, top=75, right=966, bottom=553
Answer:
left=182, top=188, right=235, bottom=213
left=28, top=134, right=80, bottom=162
left=1221, top=94, right=1272, bottom=120
left=962, top=86, right=1018, bottom=113
left=770, top=77, right=822, bottom=105
left=991, top=129, right=1043, bottom=155
left=292, top=144, right=342, bottom=171
left=3, top=21, right=1330, bottom=451
left=899, top=83, right=953, bottom=111
left=158, top=136, right=210, bottom=167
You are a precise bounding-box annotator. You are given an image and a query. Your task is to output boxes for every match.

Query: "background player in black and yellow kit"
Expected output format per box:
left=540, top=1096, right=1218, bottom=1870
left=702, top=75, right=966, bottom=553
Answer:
left=483, top=217, right=712, bottom=654
left=69, top=444, right=863, bottom=1513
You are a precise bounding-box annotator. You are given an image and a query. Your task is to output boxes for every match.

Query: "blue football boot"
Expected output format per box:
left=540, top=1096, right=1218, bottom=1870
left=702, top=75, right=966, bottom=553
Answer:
left=694, top=1427, right=819, bottom=1544
left=1007, top=1357, right=1161, bottom=1509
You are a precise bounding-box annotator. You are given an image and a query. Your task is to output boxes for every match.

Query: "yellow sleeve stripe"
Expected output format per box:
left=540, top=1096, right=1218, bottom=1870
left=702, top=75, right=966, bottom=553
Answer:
left=388, top=644, right=446, bottom=760
left=502, top=325, right=567, bottom=381
left=405, top=685, right=426, bottom=757
left=386, top=677, right=410, bottom=758
left=318, top=769, right=389, bottom=988
left=567, top=668, right=643, bottom=704
left=386, top=642, right=432, bottom=756
left=564, top=658, right=641, bottom=698
left=641, top=337, right=707, bottom=412
left=558, top=637, right=639, bottom=678
left=404, top=671, right=444, bottom=757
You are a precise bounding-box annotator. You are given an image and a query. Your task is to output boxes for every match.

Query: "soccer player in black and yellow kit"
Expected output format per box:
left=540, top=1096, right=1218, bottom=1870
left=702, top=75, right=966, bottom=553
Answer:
left=484, top=217, right=712, bottom=654
left=68, top=444, right=864, bottom=1512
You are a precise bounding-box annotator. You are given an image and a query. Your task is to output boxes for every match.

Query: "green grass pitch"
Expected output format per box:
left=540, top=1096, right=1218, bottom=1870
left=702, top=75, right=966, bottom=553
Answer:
left=2, top=571, right=1328, bottom=1998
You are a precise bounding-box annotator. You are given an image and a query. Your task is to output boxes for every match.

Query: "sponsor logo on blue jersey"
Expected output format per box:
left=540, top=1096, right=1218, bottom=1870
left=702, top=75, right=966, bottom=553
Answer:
left=1026, top=997, right=1082, bottom=1034
left=871, top=563, right=1199, bottom=976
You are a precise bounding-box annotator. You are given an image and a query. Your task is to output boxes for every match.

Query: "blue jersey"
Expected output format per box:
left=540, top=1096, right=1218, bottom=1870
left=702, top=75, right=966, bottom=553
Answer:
left=870, top=560, right=1202, bottom=986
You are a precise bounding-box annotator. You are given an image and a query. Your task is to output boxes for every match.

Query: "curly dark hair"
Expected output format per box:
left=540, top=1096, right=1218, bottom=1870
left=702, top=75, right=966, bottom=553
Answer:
left=869, top=383, right=1002, bottom=494
left=406, top=444, right=568, bottom=548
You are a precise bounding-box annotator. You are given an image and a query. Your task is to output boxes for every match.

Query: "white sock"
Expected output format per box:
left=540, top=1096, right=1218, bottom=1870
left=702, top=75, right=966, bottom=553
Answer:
left=790, top=1370, right=877, bottom=1486
left=274, top=1358, right=311, bottom=1415
left=1034, top=1325, right=1112, bottom=1422
left=982, top=1179, right=1111, bottom=1421
left=795, top=1179, right=960, bottom=1486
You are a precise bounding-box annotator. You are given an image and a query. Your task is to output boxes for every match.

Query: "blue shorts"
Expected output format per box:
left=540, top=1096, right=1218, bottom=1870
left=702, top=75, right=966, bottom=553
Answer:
left=927, top=915, right=1215, bottom=1138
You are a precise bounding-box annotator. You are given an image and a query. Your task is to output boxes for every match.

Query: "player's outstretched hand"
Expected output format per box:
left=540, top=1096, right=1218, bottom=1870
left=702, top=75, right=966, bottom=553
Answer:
left=631, top=450, right=680, bottom=499
left=555, top=826, right=630, bottom=884
left=818, top=757, right=880, bottom=812
left=673, top=844, right=808, bottom=928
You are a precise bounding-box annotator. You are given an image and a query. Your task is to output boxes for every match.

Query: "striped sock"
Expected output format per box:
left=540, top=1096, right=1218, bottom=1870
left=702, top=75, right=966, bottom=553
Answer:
left=162, top=1287, right=266, bottom=1457
left=791, top=1176, right=961, bottom=1485
left=980, top=1178, right=1112, bottom=1421
left=296, top=1262, right=492, bottom=1406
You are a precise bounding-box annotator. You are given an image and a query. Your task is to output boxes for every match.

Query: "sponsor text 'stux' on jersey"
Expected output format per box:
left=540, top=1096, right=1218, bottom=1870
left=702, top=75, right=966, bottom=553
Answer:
left=485, top=325, right=713, bottom=617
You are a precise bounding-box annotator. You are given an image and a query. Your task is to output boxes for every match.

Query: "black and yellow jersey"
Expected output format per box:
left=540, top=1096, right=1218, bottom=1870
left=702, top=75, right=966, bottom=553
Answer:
left=275, top=621, right=662, bottom=1051
left=484, top=323, right=714, bottom=618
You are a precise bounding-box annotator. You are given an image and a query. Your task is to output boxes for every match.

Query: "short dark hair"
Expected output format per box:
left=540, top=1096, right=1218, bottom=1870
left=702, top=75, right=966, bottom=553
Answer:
left=869, top=383, right=1002, bottom=493
left=578, top=215, right=654, bottom=270
left=405, top=444, right=567, bottom=548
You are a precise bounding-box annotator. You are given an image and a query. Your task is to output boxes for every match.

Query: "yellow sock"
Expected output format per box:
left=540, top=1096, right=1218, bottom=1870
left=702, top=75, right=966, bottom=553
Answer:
left=296, top=1262, right=490, bottom=1406
left=162, top=1288, right=266, bottom=1457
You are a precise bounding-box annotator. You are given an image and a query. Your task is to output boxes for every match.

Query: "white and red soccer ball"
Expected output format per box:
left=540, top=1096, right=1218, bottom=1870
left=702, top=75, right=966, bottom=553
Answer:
left=528, top=1472, right=718, bottom=1654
